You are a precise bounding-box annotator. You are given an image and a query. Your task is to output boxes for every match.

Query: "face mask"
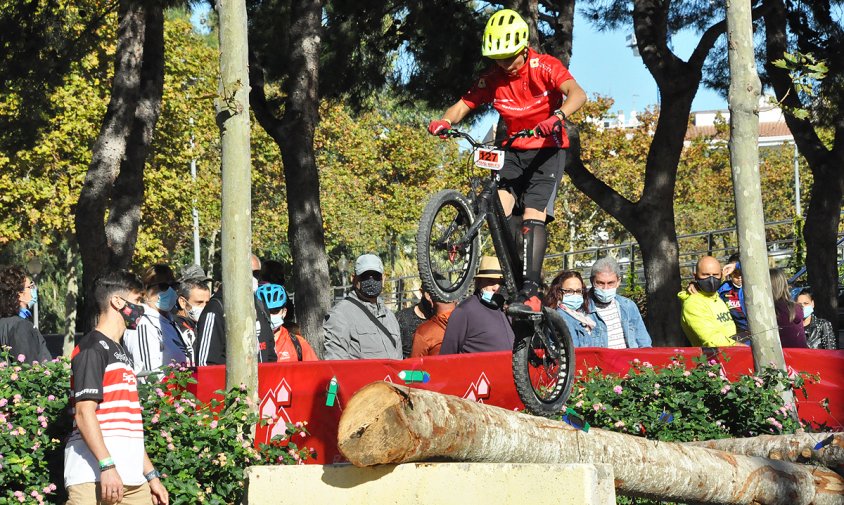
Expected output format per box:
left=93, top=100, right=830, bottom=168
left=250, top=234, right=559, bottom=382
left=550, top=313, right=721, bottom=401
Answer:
left=562, top=294, right=584, bottom=310
left=187, top=304, right=204, bottom=322
left=28, top=286, right=37, bottom=309
left=593, top=287, right=616, bottom=304
left=156, top=287, right=177, bottom=312
left=479, top=289, right=504, bottom=309
left=802, top=305, right=814, bottom=320
left=696, top=275, right=720, bottom=294
left=359, top=278, right=383, bottom=298
left=119, top=299, right=145, bottom=330
left=270, top=313, right=285, bottom=330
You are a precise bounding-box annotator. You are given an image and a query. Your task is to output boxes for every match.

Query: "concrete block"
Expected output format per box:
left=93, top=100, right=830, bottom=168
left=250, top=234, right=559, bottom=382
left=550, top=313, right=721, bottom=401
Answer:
left=244, top=462, right=616, bottom=504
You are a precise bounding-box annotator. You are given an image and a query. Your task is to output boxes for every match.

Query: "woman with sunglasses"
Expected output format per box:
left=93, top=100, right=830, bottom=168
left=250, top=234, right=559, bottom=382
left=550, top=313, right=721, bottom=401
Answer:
left=123, top=264, right=191, bottom=375
left=0, top=264, right=51, bottom=362
left=545, top=270, right=595, bottom=348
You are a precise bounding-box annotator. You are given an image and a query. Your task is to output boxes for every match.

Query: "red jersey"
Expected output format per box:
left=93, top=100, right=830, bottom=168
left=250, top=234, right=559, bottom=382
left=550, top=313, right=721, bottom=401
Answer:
left=274, top=326, right=318, bottom=362
left=461, top=48, right=574, bottom=150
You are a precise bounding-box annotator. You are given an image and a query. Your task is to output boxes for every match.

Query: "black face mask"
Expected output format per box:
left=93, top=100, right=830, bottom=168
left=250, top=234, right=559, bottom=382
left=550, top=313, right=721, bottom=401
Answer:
left=697, top=275, right=721, bottom=294
left=119, top=299, right=145, bottom=329
left=358, top=278, right=383, bottom=298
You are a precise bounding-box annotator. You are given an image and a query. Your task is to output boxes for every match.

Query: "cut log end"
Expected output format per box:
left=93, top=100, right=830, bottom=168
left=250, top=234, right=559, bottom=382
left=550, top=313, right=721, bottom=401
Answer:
left=338, top=382, right=419, bottom=467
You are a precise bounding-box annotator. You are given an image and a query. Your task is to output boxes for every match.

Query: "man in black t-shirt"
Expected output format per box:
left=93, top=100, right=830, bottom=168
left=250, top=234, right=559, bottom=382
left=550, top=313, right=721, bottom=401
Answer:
left=64, top=271, right=168, bottom=505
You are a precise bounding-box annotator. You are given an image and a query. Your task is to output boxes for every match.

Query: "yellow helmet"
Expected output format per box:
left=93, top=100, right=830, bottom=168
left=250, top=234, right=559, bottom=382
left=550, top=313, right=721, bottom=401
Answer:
left=482, top=9, right=530, bottom=59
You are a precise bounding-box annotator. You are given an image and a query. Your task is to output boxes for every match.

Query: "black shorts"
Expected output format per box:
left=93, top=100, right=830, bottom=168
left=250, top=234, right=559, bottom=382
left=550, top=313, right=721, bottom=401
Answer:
left=498, top=148, right=566, bottom=222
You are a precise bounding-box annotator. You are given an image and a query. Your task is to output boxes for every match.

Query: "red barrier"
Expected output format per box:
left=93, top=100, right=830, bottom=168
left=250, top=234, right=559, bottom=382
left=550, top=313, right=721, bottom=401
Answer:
left=191, top=347, right=843, bottom=464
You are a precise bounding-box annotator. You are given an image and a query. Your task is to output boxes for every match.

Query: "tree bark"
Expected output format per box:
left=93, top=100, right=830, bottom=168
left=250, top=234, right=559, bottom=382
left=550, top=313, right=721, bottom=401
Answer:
left=216, top=0, right=257, bottom=406
left=762, top=0, right=844, bottom=338
left=249, top=0, right=331, bottom=357
left=338, top=382, right=844, bottom=505
left=686, top=433, right=844, bottom=468
left=727, top=0, right=784, bottom=371
left=74, top=0, right=164, bottom=331
left=62, top=234, right=79, bottom=356
left=539, top=0, right=575, bottom=66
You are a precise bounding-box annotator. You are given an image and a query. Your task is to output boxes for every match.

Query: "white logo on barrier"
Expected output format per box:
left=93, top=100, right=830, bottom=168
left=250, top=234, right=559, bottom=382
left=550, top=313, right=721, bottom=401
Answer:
left=383, top=375, right=394, bottom=384
left=259, top=378, right=293, bottom=444
left=462, top=372, right=491, bottom=403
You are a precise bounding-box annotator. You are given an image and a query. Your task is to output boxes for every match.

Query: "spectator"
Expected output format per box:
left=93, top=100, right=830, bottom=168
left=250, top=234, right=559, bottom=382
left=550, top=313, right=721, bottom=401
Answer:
left=259, top=259, right=286, bottom=286
left=585, top=257, right=651, bottom=349
left=64, top=270, right=168, bottom=505
left=440, top=256, right=515, bottom=354
left=324, top=254, right=401, bottom=360
left=410, top=298, right=456, bottom=358
left=193, top=255, right=276, bottom=365
left=679, top=256, right=739, bottom=347
left=717, top=253, right=747, bottom=332
left=395, top=288, right=435, bottom=358
left=545, top=270, right=595, bottom=347
left=256, top=283, right=317, bottom=362
left=795, top=288, right=836, bottom=350
left=770, top=268, right=808, bottom=348
left=172, top=270, right=212, bottom=365
left=123, top=265, right=189, bottom=374
left=0, top=265, right=51, bottom=362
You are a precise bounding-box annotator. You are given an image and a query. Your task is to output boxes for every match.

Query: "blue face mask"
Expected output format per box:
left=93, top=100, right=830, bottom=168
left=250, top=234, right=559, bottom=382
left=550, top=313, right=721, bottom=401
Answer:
left=156, top=287, right=177, bottom=312
left=802, top=305, right=814, bottom=320
left=481, top=290, right=495, bottom=303
left=593, top=287, right=616, bottom=304
left=28, top=286, right=37, bottom=309
left=562, top=294, right=584, bottom=311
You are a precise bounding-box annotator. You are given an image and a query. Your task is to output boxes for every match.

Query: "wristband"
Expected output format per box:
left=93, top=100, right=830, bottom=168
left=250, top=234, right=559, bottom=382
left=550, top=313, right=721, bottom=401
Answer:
left=98, top=457, right=114, bottom=470
left=99, top=464, right=116, bottom=473
left=442, top=118, right=452, bottom=126
left=144, top=469, right=162, bottom=482
left=553, top=109, right=566, bottom=121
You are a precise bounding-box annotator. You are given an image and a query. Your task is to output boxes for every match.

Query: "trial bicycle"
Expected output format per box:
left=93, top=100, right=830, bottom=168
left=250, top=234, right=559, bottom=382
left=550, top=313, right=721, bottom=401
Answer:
left=415, top=128, right=575, bottom=417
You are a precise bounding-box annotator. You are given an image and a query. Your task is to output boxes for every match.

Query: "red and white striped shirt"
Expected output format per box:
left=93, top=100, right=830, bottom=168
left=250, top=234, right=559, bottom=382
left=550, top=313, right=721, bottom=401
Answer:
left=64, top=331, right=146, bottom=487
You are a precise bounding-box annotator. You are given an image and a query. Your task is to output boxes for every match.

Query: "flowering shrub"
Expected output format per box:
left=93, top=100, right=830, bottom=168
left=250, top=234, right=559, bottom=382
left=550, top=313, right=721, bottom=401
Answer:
left=0, top=353, right=312, bottom=505
left=0, top=354, right=70, bottom=504
left=564, top=352, right=821, bottom=442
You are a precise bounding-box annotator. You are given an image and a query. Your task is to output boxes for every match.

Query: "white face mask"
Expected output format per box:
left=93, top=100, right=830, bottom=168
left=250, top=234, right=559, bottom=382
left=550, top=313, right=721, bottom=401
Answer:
left=270, top=313, right=285, bottom=330
left=187, top=304, right=204, bottom=322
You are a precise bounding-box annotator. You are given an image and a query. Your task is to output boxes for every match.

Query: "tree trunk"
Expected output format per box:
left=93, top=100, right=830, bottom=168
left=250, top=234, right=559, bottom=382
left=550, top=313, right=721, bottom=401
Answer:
left=249, top=0, right=331, bottom=357
left=539, top=0, right=575, bottom=66
left=727, top=0, right=784, bottom=370
left=74, top=0, right=164, bottom=331
left=63, top=235, right=79, bottom=356
left=216, top=0, right=257, bottom=405
left=507, top=0, right=540, bottom=50
left=338, top=382, right=844, bottom=505
left=762, top=0, right=843, bottom=338
left=686, top=433, right=844, bottom=468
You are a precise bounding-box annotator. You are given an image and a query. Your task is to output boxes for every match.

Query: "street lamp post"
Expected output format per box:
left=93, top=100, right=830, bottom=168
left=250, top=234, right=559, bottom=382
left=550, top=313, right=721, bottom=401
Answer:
left=26, top=257, right=42, bottom=329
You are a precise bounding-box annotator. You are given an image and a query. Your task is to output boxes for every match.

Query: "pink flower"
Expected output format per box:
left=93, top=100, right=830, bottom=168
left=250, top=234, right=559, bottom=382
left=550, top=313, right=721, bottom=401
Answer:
left=707, top=371, right=716, bottom=378
left=683, top=370, right=691, bottom=377
left=175, top=406, right=184, bottom=414
left=653, top=383, right=661, bottom=389
left=613, top=385, right=623, bottom=395
left=593, top=403, right=603, bottom=411
left=643, top=362, right=653, bottom=368
left=0, top=398, right=7, bottom=407
left=632, top=359, right=640, bottom=365
left=575, top=400, right=583, bottom=408
left=767, top=417, right=783, bottom=431
left=720, top=385, right=731, bottom=394
left=47, top=395, right=55, bottom=401
left=614, top=420, right=625, bottom=428
left=300, top=432, right=306, bottom=438
left=9, top=373, right=17, bottom=380
left=210, top=420, right=218, bottom=429
left=16, top=354, right=25, bottom=362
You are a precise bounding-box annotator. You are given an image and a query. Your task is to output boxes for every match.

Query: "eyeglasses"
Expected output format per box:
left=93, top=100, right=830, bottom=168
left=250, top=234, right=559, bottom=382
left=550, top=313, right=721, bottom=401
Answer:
left=23, top=283, right=36, bottom=291
left=560, top=288, right=583, bottom=296
left=153, top=282, right=177, bottom=291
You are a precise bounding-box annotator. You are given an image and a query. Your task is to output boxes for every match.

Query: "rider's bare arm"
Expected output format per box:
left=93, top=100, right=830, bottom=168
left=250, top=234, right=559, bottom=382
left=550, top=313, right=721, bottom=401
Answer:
left=441, top=100, right=472, bottom=126
left=558, top=79, right=587, bottom=118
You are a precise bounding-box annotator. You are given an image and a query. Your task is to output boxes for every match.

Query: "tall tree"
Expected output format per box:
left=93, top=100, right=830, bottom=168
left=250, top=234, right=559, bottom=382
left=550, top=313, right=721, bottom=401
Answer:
left=75, top=0, right=165, bottom=330
left=761, top=0, right=843, bottom=335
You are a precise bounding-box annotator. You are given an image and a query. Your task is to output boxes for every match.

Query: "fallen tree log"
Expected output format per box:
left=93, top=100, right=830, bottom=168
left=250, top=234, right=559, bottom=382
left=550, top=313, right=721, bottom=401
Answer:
left=685, top=433, right=844, bottom=468
left=338, top=382, right=844, bottom=505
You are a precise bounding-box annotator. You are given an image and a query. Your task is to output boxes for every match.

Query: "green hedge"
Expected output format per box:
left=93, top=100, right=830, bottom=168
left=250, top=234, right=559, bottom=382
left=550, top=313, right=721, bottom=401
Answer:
left=0, top=356, right=312, bottom=505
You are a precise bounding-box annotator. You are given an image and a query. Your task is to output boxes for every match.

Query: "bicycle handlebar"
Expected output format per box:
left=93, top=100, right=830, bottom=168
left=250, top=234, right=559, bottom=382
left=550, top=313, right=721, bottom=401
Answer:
left=439, top=128, right=534, bottom=148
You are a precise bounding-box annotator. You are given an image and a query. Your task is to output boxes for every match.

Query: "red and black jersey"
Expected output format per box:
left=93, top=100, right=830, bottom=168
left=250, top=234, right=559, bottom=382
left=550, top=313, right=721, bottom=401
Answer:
left=64, top=331, right=146, bottom=487
left=461, top=48, right=574, bottom=150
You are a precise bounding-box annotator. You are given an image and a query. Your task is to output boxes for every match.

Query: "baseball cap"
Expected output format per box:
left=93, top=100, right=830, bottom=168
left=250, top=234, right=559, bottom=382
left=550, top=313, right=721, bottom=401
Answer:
left=179, top=264, right=212, bottom=283
left=355, top=254, right=384, bottom=275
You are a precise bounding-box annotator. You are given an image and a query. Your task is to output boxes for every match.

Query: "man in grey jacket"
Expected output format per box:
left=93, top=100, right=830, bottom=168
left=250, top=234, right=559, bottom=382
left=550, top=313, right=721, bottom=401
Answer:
left=323, top=254, right=402, bottom=360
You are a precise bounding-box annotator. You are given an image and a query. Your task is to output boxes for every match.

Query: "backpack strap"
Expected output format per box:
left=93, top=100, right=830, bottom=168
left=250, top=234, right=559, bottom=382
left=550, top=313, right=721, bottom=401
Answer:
left=345, top=297, right=397, bottom=349
left=289, top=333, right=303, bottom=361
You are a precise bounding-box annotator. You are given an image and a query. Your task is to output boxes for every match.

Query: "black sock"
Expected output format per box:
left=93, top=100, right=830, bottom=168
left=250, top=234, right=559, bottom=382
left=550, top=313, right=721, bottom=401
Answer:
left=507, top=213, right=523, bottom=261
left=521, top=218, right=547, bottom=293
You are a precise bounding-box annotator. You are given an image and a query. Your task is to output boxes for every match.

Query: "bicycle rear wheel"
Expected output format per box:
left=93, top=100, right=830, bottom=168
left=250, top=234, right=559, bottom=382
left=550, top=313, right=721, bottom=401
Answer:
left=511, top=307, right=575, bottom=417
left=416, top=190, right=480, bottom=302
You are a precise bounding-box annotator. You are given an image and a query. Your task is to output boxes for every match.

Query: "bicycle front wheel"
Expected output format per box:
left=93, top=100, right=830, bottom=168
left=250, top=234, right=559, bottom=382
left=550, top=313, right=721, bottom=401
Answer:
left=511, top=307, right=575, bottom=417
left=416, top=190, right=480, bottom=302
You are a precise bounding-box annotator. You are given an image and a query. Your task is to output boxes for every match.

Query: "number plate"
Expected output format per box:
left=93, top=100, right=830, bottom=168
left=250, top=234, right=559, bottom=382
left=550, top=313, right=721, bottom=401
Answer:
left=473, top=147, right=505, bottom=170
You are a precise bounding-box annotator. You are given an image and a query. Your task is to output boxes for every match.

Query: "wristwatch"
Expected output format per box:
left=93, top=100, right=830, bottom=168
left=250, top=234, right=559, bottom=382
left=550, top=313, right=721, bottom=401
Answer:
left=144, top=468, right=162, bottom=482
left=553, top=109, right=567, bottom=121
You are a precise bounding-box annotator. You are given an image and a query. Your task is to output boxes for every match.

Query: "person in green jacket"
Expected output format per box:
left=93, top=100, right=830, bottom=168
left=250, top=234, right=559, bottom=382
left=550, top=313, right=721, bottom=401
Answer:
left=679, top=256, right=740, bottom=347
